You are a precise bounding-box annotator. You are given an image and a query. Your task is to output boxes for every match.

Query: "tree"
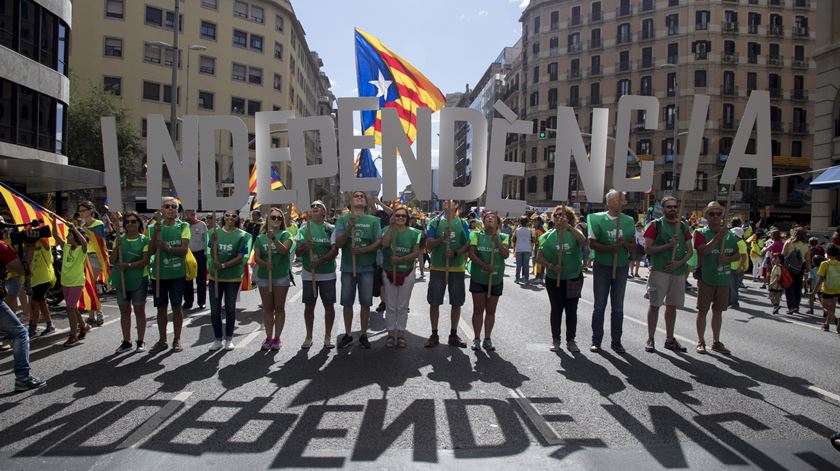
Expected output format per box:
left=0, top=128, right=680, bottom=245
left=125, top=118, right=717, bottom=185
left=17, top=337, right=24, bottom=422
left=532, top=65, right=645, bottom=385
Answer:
left=67, top=82, right=142, bottom=185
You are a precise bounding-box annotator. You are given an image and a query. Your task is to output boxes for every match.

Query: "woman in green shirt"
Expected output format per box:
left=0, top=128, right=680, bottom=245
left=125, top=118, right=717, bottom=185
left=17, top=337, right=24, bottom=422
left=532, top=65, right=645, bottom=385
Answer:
left=253, top=207, right=294, bottom=351
left=535, top=206, right=586, bottom=353
left=55, top=223, right=88, bottom=346
left=381, top=206, right=421, bottom=348
left=468, top=211, right=510, bottom=351
left=111, top=211, right=151, bottom=353
left=207, top=210, right=251, bottom=351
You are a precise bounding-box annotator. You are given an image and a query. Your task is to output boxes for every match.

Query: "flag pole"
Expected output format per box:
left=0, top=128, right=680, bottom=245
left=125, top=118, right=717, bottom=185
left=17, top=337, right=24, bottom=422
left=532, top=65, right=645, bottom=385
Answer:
left=267, top=222, right=273, bottom=294
left=308, top=211, right=317, bottom=298
left=117, top=235, right=127, bottom=300
left=444, top=204, right=451, bottom=289
left=612, top=214, right=621, bottom=280
left=154, top=212, right=161, bottom=299
left=212, top=210, right=219, bottom=299
left=672, top=192, right=686, bottom=262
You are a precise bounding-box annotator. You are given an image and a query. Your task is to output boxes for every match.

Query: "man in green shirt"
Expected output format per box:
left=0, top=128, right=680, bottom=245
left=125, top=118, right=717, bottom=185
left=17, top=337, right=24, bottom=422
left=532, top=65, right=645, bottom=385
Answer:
left=148, top=197, right=191, bottom=353
left=334, top=192, right=381, bottom=349
left=424, top=200, right=470, bottom=348
left=693, top=201, right=741, bottom=355
left=586, top=189, right=636, bottom=353
left=643, top=196, right=693, bottom=353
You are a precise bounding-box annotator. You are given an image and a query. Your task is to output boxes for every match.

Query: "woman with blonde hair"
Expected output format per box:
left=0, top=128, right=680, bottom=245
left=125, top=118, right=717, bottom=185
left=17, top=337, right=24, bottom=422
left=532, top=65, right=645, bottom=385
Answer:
left=381, top=205, right=421, bottom=348
left=253, top=207, right=294, bottom=350
left=468, top=210, right=510, bottom=351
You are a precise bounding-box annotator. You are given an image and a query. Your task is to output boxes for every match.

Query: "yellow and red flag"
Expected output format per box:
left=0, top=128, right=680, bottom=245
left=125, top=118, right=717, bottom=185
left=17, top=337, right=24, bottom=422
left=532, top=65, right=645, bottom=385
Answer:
left=0, top=181, right=68, bottom=245
left=79, top=260, right=101, bottom=311
left=87, top=229, right=111, bottom=289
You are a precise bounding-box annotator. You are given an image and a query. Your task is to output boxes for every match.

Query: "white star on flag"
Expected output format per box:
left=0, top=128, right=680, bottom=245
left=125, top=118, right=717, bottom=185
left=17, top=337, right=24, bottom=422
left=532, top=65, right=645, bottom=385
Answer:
left=369, top=70, right=392, bottom=99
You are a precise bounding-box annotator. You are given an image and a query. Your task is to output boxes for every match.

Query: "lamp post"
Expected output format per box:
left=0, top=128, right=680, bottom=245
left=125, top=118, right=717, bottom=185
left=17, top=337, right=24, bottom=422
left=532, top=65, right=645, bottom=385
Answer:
left=184, top=44, right=207, bottom=115
left=660, top=63, right=678, bottom=190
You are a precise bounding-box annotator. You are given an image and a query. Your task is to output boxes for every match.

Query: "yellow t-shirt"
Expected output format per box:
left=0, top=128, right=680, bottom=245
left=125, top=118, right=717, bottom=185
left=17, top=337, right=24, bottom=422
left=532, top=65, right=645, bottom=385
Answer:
left=818, top=259, right=840, bottom=295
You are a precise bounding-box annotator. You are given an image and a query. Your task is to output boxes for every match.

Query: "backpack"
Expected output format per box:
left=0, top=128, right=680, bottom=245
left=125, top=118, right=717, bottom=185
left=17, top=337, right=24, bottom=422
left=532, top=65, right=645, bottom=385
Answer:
left=780, top=267, right=793, bottom=289
left=784, top=248, right=804, bottom=274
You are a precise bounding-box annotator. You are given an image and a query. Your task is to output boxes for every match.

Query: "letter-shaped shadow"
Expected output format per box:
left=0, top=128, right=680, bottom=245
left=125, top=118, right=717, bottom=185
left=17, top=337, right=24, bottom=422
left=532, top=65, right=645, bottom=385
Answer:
left=273, top=404, right=364, bottom=468
left=350, top=399, right=437, bottom=463
left=444, top=398, right=529, bottom=458
left=695, top=412, right=786, bottom=471
left=557, top=350, right=625, bottom=398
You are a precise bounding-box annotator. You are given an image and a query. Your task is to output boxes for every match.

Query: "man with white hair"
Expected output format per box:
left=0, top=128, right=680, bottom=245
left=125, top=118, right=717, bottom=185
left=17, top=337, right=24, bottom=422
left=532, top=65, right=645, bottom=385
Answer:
left=586, top=189, right=636, bottom=353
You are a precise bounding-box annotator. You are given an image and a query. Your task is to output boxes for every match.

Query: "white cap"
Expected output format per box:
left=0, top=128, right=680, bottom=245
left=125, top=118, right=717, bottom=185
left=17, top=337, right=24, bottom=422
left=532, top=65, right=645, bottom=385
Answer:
left=731, top=227, right=744, bottom=238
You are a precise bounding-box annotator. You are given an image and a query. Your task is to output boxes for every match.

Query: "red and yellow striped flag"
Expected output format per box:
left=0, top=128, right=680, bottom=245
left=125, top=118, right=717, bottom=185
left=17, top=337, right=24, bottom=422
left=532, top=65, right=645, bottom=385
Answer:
left=88, top=230, right=111, bottom=289
left=0, top=181, right=68, bottom=245
left=79, top=260, right=101, bottom=311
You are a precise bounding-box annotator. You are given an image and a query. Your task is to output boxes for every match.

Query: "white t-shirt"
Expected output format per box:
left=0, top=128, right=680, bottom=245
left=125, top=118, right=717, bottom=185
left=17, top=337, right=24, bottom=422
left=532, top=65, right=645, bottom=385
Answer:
left=514, top=227, right=533, bottom=253
left=634, top=229, right=645, bottom=246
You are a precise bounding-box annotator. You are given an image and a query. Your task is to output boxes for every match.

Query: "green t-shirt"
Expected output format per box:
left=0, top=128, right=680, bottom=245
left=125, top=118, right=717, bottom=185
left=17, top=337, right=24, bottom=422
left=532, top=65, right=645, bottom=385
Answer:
left=111, top=235, right=150, bottom=291
left=587, top=212, right=636, bottom=267
left=148, top=220, right=190, bottom=280
left=695, top=226, right=738, bottom=286
left=383, top=226, right=422, bottom=272
left=207, top=228, right=251, bottom=281
left=427, top=216, right=469, bottom=272
left=468, top=231, right=510, bottom=285
left=296, top=222, right=336, bottom=274
left=335, top=213, right=381, bottom=272
left=255, top=230, right=294, bottom=279
left=538, top=229, right=583, bottom=280
left=61, top=244, right=87, bottom=287
left=645, top=218, right=691, bottom=276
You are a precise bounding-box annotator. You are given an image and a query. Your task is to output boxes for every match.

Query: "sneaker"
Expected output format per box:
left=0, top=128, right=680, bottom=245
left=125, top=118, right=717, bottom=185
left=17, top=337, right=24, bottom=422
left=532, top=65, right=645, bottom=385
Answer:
left=209, top=339, right=223, bottom=351
left=63, top=335, right=79, bottom=347
left=150, top=341, right=168, bottom=352
left=85, top=317, right=97, bottom=327
left=14, top=376, right=46, bottom=392
left=664, top=338, right=687, bottom=352
left=550, top=338, right=561, bottom=352
left=135, top=340, right=146, bottom=352
left=772, top=306, right=781, bottom=315
left=696, top=343, right=707, bottom=354
left=197, top=304, right=206, bottom=310
left=448, top=334, right=467, bottom=348
left=566, top=340, right=580, bottom=353
left=760, top=284, right=767, bottom=289
left=471, top=339, right=481, bottom=351
left=482, top=338, right=496, bottom=351
left=589, top=344, right=601, bottom=353
left=77, top=324, right=91, bottom=340
left=806, top=308, right=814, bottom=314
left=324, top=337, right=335, bottom=349
left=376, top=302, right=386, bottom=313
left=40, top=324, right=55, bottom=336
left=182, top=304, right=193, bottom=311
left=822, top=323, right=829, bottom=332
left=424, top=333, right=440, bottom=348
left=792, top=308, right=800, bottom=315
left=115, top=340, right=133, bottom=353
left=645, top=339, right=656, bottom=353
left=711, top=341, right=731, bottom=355
left=338, top=334, right=353, bottom=349
left=611, top=344, right=626, bottom=354
left=358, top=334, right=371, bottom=349
left=270, top=338, right=281, bottom=350
left=301, top=337, right=313, bottom=349
left=95, top=311, right=104, bottom=327
left=261, top=337, right=272, bottom=350
left=223, top=339, right=235, bottom=351
left=27, top=325, right=37, bottom=337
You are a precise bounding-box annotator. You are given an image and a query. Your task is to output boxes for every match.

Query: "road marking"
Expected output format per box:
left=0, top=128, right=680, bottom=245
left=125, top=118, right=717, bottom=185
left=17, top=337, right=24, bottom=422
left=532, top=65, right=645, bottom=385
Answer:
left=166, top=308, right=209, bottom=334
left=117, top=391, right=192, bottom=449
left=510, top=388, right=564, bottom=446
left=237, top=328, right=265, bottom=348
left=808, top=386, right=840, bottom=403
left=579, top=296, right=694, bottom=346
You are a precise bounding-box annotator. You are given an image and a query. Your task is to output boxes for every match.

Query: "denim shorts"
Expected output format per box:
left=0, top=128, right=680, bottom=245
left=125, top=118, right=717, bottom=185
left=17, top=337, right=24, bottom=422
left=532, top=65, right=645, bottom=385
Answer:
left=4, top=277, right=21, bottom=296
left=303, top=279, right=337, bottom=305
left=340, top=271, right=373, bottom=307
left=117, top=279, right=149, bottom=306
left=152, top=277, right=185, bottom=308
left=255, top=276, right=290, bottom=288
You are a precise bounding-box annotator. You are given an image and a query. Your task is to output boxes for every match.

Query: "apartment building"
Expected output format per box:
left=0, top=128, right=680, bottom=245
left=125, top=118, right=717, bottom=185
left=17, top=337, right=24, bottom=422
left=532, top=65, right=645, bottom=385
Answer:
left=71, top=0, right=336, bottom=210
left=519, top=0, right=815, bottom=223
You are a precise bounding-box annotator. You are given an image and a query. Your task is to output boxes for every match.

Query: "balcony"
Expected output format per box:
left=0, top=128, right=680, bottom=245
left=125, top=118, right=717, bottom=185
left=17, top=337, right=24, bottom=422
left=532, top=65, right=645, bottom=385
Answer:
left=567, top=69, right=581, bottom=80
left=616, top=6, right=633, bottom=18
left=792, top=89, right=808, bottom=101
left=721, top=53, right=739, bottom=64
left=566, top=97, right=580, bottom=108
left=640, top=0, right=655, bottom=12
left=792, top=122, right=808, bottom=134
left=767, top=55, right=784, bottom=67
left=587, top=95, right=602, bottom=106
left=748, top=24, right=759, bottom=34
left=767, top=24, right=784, bottom=37
left=771, top=121, right=785, bottom=132
left=549, top=47, right=560, bottom=57
left=588, top=38, right=602, bottom=50
left=616, top=34, right=632, bottom=46
left=793, top=26, right=809, bottom=37
left=792, top=57, right=809, bottom=69
left=667, top=55, right=678, bottom=65
left=639, top=87, right=653, bottom=96
left=722, top=22, right=739, bottom=33
left=637, top=58, right=655, bottom=70
left=638, top=30, right=655, bottom=42
left=635, top=122, right=653, bottom=132
left=617, top=61, right=631, bottom=73
left=748, top=54, right=758, bottom=64
left=569, top=16, right=581, bottom=27
left=768, top=0, right=785, bottom=7
left=588, top=65, right=602, bottom=76
left=793, top=0, right=810, bottom=9
left=567, top=43, right=582, bottom=54
left=588, top=11, right=602, bottom=24
left=721, top=85, right=739, bottom=97
left=550, top=22, right=559, bottom=31
left=720, top=119, right=736, bottom=131
left=769, top=87, right=783, bottom=99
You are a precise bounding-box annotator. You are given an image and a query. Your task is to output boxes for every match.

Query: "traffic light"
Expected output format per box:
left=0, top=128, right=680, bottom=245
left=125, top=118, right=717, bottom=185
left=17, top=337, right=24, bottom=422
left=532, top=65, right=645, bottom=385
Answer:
left=538, top=121, right=546, bottom=139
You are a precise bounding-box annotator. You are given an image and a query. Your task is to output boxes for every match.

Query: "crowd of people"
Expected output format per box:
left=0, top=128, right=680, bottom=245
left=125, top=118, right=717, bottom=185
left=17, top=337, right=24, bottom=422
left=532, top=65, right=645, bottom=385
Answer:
left=1, top=190, right=838, bottom=394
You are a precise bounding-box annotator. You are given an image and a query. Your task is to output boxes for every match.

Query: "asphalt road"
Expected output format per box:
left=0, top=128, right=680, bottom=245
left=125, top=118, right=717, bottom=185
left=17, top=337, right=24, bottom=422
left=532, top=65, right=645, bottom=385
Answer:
left=1, top=262, right=839, bottom=470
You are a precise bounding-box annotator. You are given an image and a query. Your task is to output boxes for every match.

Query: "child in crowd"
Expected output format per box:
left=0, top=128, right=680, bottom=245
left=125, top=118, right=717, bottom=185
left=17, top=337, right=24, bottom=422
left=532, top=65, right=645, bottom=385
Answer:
left=807, top=254, right=824, bottom=315
left=816, top=245, right=840, bottom=332
left=768, top=253, right=783, bottom=315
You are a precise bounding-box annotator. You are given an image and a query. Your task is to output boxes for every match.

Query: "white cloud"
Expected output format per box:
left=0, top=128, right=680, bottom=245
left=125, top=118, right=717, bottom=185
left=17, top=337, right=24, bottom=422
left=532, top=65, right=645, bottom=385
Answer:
left=459, top=13, right=466, bottom=21
left=508, top=0, right=530, bottom=8
left=478, top=9, right=488, bottom=16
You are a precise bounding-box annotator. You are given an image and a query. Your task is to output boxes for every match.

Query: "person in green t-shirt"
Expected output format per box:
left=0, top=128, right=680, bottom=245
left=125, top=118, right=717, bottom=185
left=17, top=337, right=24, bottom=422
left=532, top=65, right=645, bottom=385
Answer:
left=147, top=197, right=191, bottom=353
left=254, top=207, right=295, bottom=351
left=207, top=209, right=251, bottom=351
left=642, top=196, right=693, bottom=353
left=334, top=192, right=382, bottom=349
left=693, top=201, right=741, bottom=355
left=468, top=211, right=510, bottom=352
left=111, top=211, right=151, bottom=353
left=586, top=189, right=636, bottom=353
left=381, top=205, right=421, bottom=348
left=295, top=200, right=338, bottom=349
left=535, top=206, right=586, bottom=353
left=55, top=223, right=88, bottom=345
left=423, top=200, right=470, bottom=348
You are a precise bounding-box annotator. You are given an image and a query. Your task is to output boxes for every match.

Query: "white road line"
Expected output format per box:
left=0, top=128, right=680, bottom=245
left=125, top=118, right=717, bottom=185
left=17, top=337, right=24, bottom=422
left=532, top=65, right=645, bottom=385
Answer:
left=117, top=391, right=193, bottom=449
left=237, top=328, right=265, bottom=348
left=510, top=388, right=564, bottom=446
left=808, top=386, right=840, bottom=403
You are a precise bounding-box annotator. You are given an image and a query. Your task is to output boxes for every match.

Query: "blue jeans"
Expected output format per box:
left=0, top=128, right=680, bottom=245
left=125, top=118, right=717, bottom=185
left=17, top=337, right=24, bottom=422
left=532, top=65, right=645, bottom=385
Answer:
left=0, top=301, right=31, bottom=379
left=730, top=271, right=741, bottom=307
left=515, top=252, right=531, bottom=281
left=209, top=281, right=240, bottom=339
left=591, top=261, right=628, bottom=347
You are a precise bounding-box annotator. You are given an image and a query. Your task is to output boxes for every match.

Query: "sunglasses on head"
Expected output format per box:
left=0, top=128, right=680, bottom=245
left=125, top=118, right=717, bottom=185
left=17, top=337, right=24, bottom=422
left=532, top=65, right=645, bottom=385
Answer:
left=269, top=215, right=283, bottom=221
left=162, top=204, right=178, bottom=209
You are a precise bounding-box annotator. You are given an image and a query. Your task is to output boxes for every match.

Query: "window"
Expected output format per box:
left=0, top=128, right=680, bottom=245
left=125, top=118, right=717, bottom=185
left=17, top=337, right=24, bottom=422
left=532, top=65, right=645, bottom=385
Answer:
left=696, top=11, right=709, bottom=30
left=618, top=51, right=630, bottom=71
left=162, top=48, right=176, bottom=66
left=532, top=41, right=539, bottom=56
left=250, top=5, right=264, bottom=23
left=570, top=6, right=580, bottom=26
left=248, top=66, right=263, bottom=85
left=590, top=55, right=601, bottom=75
left=550, top=11, right=559, bottom=30
left=694, top=70, right=707, bottom=87
left=549, top=37, right=559, bottom=55
left=617, top=79, right=631, bottom=98
left=18, top=0, right=36, bottom=60
left=0, top=80, right=12, bottom=142
left=233, top=29, right=247, bottom=47
left=531, top=147, right=537, bottom=163
left=548, top=88, right=558, bottom=108
left=247, top=100, right=261, bottom=116
left=666, top=14, right=679, bottom=35
left=792, top=141, right=802, bottom=158
left=590, top=82, right=600, bottom=104
left=527, top=176, right=537, bottom=193
left=144, top=43, right=162, bottom=64
left=567, top=32, right=580, bottom=52
left=748, top=42, right=761, bottom=63
left=533, top=15, right=540, bottom=34
left=105, top=0, right=124, bottom=19
left=231, top=96, right=245, bottom=114
left=747, top=72, right=757, bottom=92
left=640, top=76, right=652, bottom=95
left=199, top=55, right=215, bottom=74
left=200, top=21, right=216, bottom=40
left=529, top=91, right=539, bottom=107
left=591, top=2, right=601, bottom=21
left=234, top=1, right=248, bottom=18
left=548, top=62, right=558, bottom=81
left=275, top=15, right=284, bottom=32
left=617, top=23, right=630, bottom=43
left=667, top=43, right=678, bottom=64
left=665, top=104, right=676, bottom=129
left=641, top=18, right=654, bottom=40
left=143, top=81, right=160, bottom=101
left=201, top=0, right=218, bottom=9
left=723, top=103, right=735, bottom=127
left=162, top=85, right=178, bottom=104
left=274, top=73, right=282, bottom=91
left=544, top=175, right=554, bottom=198
left=748, top=12, right=761, bottom=34
left=104, top=37, right=122, bottom=57
left=145, top=6, right=162, bottom=26
left=568, top=86, right=579, bottom=107
left=232, top=63, right=246, bottom=81
left=590, top=28, right=601, bottom=49
left=198, top=91, right=214, bottom=110
left=533, top=66, right=539, bottom=84
left=641, top=47, right=653, bottom=68
left=667, top=73, right=676, bottom=96
left=57, top=22, right=67, bottom=75
left=103, top=76, right=121, bottom=96
left=250, top=34, right=263, bottom=52
left=274, top=42, right=283, bottom=60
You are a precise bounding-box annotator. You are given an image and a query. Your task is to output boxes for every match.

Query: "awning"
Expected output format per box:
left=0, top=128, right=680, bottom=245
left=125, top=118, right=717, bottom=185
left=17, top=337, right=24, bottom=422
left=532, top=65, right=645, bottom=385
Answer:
left=811, top=165, right=840, bottom=190
left=0, top=158, right=104, bottom=193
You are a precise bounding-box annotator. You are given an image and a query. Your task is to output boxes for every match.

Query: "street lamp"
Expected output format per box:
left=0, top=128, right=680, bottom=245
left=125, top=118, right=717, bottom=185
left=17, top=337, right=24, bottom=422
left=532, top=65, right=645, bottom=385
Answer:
left=660, top=63, right=678, bottom=190
left=151, top=39, right=180, bottom=142
left=184, top=44, right=207, bottom=115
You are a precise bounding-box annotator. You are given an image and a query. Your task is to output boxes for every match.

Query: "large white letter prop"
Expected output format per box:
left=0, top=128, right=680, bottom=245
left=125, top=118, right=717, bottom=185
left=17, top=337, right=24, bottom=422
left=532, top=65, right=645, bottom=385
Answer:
left=199, top=116, right=249, bottom=210
left=486, top=116, right=532, bottom=215
left=288, top=115, right=338, bottom=208
left=337, top=97, right=381, bottom=193
left=613, top=96, right=657, bottom=192
left=146, top=114, right=198, bottom=210
left=438, top=107, right=487, bottom=201
left=381, top=107, right=431, bottom=200
left=721, top=91, right=772, bottom=187
left=554, top=107, right=609, bottom=203
left=101, top=117, right=122, bottom=212
left=255, top=111, right=296, bottom=206
left=678, top=95, right=711, bottom=191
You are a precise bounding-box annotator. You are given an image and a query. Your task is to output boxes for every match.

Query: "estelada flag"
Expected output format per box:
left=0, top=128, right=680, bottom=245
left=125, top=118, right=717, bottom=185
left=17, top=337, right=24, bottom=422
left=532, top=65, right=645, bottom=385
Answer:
left=355, top=28, right=446, bottom=145
left=0, top=181, right=68, bottom=245
left=87, top=229, right=111, bottom=289
left=79, top=260, right=101, bottom=311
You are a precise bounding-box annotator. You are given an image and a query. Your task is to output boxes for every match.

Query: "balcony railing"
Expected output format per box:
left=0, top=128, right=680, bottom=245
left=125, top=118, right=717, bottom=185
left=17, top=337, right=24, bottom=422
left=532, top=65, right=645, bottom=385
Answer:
left=588, top=65, right=602, bottom=76
left=767, top=55, right=784, bottom=66
left=769, top=0, right=785, bottom=7
left=566, top=97, right=580, bottom=107
left=768, top=24, right=784, bottom=37
left=640, top=0, right=655, bottom=12
left=771, top=121, right=785, bottom=132
left=638, top=30, right=655, bottom=42
left=748, top=54, right=758, bottom=64
left=722, top=53, right=739, bottom=64
left=792, top=122, right=808, bottom=134
left=569, top=16, right=581, bottom=27
left=793, top=26, right=809, bottom=37
left=720, top=119, right=736, bottom=131
left=639, top=87, right=653, bottom=96
left=721, top=85, right=739, bottom=97
left=617, top=61, right=631, bottom=73
left=792, top=57, right=809, bottom=69
left=722, top=22, right=739, bottom=33
left=695, top=51, right=708, bottom=60
left=589, top=38, right=602, bottom=50
left=616, top=34, right=632, bottom=45
left=748, top=24, right=759, bottom=34
left=567, top=43, right=582, bottom=54
left=616, top=5, right=633, bottom=18
left=588, top=11, right=602, bottom=23
left=792, top=89, right=808, bottom=101
left=567, top=69, right=581, bottom=80
left=793, top=0, right=810, bottom=9
left=769, top=87, right=783, bottom=99
left=637, top=58, right=655, bottom=70
left=587, top=95, right=602, bottom=106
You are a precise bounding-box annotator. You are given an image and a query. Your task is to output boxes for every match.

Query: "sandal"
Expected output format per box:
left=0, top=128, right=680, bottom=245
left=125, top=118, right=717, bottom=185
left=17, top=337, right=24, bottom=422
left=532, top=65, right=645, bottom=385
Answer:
left=385, top=336, right=396, bottom=348
left=172, top=340, right=183, bottom=352
left=711, top=341, right=731, bottom=355
left=396, top=337, right=407, bottom=348
left=696, top=343, right=707, bottom=354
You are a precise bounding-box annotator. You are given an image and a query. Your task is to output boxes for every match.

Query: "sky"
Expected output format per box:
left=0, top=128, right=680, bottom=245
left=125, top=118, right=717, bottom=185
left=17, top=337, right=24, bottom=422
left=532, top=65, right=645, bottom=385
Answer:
left=293, top=0, right=530, bottom=192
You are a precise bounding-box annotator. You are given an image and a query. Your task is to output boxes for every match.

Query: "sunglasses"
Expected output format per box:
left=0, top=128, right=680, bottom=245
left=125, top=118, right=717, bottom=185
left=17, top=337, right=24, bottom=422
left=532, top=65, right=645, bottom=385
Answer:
left=223, top=213, right=238, bottom=218
left=269, top=215, right=283, bottom=221
left=664, top=205, right=678, bottom=209
left=353, top=194, right=366, bottom=198
left=393, top=213, right=408, bottom=219
left=124, top=219, right=140, bottom=225
left=162, top=204, right=178, bottom=209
